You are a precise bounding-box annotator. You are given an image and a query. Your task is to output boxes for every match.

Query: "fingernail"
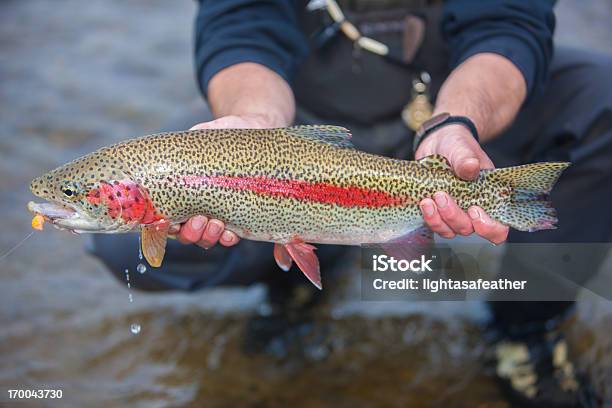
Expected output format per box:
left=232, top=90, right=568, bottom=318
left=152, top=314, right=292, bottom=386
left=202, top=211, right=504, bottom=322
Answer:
left=434, top=192, right=447, bottom=208
left=468, top=207, right=480, bottom=220
left=208, top=221, right=221, bottom=235
left=421, top=202, right=435, bottom=217
left=190, top=216, right=206, bottom=230
left=221, top=230, right=233, bottom=242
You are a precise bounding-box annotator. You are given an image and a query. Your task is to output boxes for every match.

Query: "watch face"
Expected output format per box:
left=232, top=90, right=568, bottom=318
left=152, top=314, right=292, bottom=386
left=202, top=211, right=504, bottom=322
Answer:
left=413, top=112, right=452, bottom=152
left=414, top=112, right=449, bottom=137
left=423, top=112, right=451, bottom=130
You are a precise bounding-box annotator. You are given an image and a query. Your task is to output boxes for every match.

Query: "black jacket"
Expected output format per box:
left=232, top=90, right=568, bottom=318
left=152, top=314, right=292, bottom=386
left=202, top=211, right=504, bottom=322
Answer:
left=194, top=0, right=555, bottom=102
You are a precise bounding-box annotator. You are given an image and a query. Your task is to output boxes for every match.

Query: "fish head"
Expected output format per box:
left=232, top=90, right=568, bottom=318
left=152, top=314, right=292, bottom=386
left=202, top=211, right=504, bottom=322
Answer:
left=28, top=150, right=154, bottom=233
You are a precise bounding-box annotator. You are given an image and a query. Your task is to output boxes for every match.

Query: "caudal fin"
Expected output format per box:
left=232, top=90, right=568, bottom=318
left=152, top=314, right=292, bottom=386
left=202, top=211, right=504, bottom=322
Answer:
left=488, top=162, right=570, bottom=232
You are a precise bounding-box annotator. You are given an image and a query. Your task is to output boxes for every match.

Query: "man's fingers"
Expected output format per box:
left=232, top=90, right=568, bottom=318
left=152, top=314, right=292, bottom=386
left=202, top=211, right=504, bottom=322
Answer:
left=175, top=216, right=238, bottom=249
left=197, top=219, right=225, bottom=249
left=451, top=151, right=481, bottom=180
left=433, top=192, right=475, bottom=236
left=190, top=120, right=220, bottom=130
left=420, top=198, right=456, bottom=239
left=177, top=215, right=208, bottom=244
left=190, top=117, right=235, bottom=130
left=422, top=198, right=507, bottom=243
left=189, top=115, right=254, bottom=131
left=457, top=157, right=480, bottom=180
left=468, top=206, right=509, bottom=244
left=479, top=155, right=495, bottom=170
left=219, top=230, right=240, bottom=247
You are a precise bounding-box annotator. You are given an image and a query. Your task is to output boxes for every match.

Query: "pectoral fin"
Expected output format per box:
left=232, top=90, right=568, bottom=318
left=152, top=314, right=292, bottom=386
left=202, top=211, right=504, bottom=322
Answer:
left=274, top=243, right=293, bottom=272
left=141, top=222, right=170, bottom=267
left=284, top=241, right=322, bottom=290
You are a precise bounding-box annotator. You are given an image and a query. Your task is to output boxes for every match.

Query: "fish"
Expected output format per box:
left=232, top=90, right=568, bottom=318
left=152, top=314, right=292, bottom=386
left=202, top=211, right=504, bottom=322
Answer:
left=28, top=126, right=570, bottom=289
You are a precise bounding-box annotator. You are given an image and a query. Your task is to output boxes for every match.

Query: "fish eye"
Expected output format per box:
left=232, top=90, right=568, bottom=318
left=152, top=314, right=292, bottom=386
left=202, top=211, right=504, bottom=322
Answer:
left=59, top=181, right=81, bottom=199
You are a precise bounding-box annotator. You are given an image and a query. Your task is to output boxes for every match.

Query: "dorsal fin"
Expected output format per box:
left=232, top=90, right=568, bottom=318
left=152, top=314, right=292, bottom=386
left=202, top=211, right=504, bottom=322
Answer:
left=417, top=154, right=451, bottom=171
left=285, top=125, right=354, bottom=149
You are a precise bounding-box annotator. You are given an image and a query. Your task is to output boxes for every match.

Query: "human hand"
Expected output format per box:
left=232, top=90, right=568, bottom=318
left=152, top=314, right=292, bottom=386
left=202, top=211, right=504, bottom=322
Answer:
left=169, top=114, right=280, bottom=249
left=415, top=124, right=509, bottom=244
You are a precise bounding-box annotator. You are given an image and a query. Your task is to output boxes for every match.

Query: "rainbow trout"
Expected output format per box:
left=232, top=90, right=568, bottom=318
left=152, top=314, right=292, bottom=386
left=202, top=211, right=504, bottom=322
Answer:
left=28, top=126, right=569, bottom=288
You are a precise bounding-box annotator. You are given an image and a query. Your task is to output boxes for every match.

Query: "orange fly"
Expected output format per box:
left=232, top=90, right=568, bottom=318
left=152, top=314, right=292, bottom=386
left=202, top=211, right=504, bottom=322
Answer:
left=31, top=214, right=45, bottom=231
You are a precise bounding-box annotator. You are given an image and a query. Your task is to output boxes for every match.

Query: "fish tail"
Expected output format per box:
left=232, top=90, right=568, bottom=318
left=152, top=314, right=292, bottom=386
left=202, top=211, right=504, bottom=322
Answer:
left=488, top=162, right=571, bottom=232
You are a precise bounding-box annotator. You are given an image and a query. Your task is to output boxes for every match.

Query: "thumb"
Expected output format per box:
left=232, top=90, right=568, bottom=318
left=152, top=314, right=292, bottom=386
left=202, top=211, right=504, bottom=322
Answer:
left=190, top=117, right=232, bottom=130
left=450, top=148, right=481, bottom=181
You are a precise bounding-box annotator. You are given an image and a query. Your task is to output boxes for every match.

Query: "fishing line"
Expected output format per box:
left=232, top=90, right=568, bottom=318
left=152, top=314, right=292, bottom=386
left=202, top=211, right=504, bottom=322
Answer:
left=0, top=231, right=35, bottom=261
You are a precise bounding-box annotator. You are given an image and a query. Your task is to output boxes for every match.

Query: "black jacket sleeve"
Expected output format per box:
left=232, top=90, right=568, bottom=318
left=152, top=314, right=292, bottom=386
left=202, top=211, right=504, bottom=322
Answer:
left=194, top=0, right=308, bottom=98
left=441, top=0, right=556, bottom=102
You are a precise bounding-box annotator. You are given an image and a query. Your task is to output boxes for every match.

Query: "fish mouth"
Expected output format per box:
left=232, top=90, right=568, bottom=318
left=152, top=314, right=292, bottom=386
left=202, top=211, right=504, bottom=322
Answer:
left=27, top=201, right=96, bottom=233
left=27, top=200, right=128, bottom=233
left=28, top=201, right=76, bottom=222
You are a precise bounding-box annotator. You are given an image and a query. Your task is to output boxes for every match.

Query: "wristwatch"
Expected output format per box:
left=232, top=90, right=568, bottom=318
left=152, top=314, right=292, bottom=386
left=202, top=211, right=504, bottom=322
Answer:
left=412, top=112, right=479, bottom=153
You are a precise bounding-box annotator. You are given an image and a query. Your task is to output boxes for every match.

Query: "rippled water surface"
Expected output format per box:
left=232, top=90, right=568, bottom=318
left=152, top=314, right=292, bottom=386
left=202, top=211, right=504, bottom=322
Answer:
left=1, top=1, right=611, bottom=406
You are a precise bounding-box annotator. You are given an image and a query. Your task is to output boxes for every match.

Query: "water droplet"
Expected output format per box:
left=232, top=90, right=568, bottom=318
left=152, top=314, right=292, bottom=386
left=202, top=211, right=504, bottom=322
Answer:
left=130, top=323, right=141, bottom=335
left=136, top=263, right=147, bottom=274
left=138, top=234, right=143, bottom=260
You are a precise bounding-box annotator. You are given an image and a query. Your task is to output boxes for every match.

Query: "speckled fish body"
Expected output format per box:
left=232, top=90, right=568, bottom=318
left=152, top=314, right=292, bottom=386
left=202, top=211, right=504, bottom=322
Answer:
left=28, top=126, right=569, bottom=288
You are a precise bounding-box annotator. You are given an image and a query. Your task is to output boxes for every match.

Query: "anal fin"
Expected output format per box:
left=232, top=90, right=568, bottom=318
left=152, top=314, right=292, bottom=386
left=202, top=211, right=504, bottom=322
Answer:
left=373, top=226, right=434, bottom=266
left=283, top=241, right=322, bottom=290
left=141, top=221, right=170, bottom=267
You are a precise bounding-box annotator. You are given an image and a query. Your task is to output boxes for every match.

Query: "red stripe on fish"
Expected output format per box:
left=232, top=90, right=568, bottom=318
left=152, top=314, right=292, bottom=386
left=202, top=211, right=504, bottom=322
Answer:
left=87, top=180, right=163, bottom=224
left=181, top=175, right=410, bottom=208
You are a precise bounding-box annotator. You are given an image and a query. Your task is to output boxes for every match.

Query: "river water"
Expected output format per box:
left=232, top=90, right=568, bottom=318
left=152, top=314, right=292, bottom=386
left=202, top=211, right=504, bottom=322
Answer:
left=1, top=1, right=611, bottom=406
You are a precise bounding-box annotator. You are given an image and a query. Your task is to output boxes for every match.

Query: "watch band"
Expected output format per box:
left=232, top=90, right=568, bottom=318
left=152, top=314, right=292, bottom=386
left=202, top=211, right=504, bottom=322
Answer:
left=412, top=112, right=479, bottom=153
